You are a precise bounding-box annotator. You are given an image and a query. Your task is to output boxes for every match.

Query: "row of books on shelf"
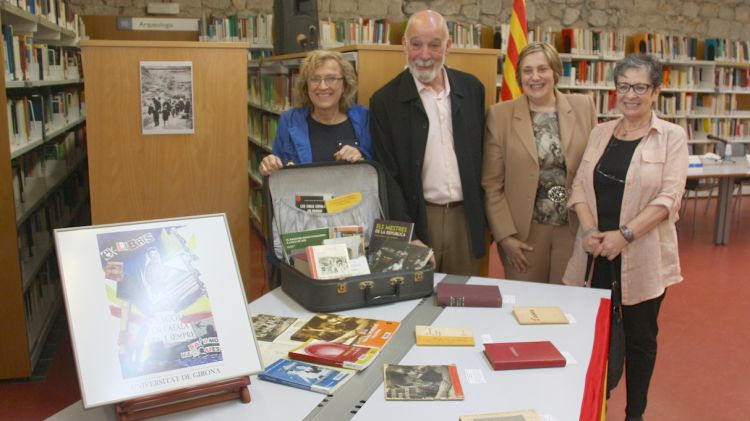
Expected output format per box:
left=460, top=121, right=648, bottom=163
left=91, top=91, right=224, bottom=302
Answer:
left=587, top=88, right=750, bottom=118
left=198, top=13, right=273, bottom=46
left=2, top=25, right=82, bottom=83
left=3, top=0, right=80, bottom=33
left=560, top=28, right=626, bottom=58
left=11, top=125, right=85, bottom=207
left=248, top=108, right=279, bottom=148
left=7, top=87, right=83, bottom=151
left=715, top=67, right=750, bottom=91
left=319, top=17, right=391, bottom=49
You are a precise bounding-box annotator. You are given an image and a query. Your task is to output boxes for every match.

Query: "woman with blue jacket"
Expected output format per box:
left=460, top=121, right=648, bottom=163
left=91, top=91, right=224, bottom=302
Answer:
left=259, top=50, right=372, bottom=175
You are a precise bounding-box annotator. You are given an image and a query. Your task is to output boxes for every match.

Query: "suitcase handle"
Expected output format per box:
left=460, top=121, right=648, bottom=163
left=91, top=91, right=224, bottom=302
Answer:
left=363, top=278, right=403, bottom=306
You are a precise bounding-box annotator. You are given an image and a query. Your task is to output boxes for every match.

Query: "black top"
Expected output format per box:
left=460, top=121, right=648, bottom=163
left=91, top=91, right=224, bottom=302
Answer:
left=594, top=136, right=641, bottom=231
left=307, top=114, right=358, bottom=162
left=591, top=135, right=641, bottom=289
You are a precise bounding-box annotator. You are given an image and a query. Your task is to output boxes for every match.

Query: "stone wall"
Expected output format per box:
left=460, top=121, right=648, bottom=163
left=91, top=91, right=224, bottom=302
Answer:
left=71, top=0, right=750, bottom=40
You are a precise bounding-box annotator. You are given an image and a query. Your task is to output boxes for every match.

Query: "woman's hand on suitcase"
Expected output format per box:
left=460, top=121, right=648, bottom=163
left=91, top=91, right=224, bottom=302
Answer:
left=334, top=145, right=363, bottom=162
left=260, top=154, right=285, bottom=176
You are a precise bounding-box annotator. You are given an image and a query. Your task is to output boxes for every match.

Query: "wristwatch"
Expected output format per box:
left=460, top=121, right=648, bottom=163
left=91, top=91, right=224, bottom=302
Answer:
left=619, top=225, right=635, bottom=243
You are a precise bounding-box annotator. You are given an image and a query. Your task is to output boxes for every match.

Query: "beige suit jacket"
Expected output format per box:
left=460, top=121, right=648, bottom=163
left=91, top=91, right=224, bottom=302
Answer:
left=482, top=90, right=597, bottom=243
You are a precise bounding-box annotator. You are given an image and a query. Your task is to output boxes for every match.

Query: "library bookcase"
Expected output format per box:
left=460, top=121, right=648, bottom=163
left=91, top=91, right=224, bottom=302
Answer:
left=0, top=1, right=86, bottom=379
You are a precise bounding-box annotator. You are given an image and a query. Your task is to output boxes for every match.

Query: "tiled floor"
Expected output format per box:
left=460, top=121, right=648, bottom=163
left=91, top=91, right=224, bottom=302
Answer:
left=2, top=196, right=748, bottom=420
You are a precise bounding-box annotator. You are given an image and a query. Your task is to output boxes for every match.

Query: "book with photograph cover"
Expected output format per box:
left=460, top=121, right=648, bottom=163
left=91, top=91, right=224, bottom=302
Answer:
left=368, top=218, right=414, bottom=251
left=383, top=364, right=464, bottom=401
left=483, top=341, right=566, bottom=370
left=460, top=409, right=541, bottom=421
left=252, top=314, right=298, bottom=342
left=255, top=318, right=310, bottom=369
left=323, top=235, right=364, bottom=259
left=288, top=339, right=379, bottom=370
left=436, top=282, right=502, bottom=308
left=290, top=313, right=400, bottom=349
left=512, top=306, right=569, bottom=325
left=54, top=215, right=262, bottom=408
left=368, top=238, right=432, bottom=273
left=258, top=358, right=352, bottom=394
left=307, top=244, right=350, bottom=280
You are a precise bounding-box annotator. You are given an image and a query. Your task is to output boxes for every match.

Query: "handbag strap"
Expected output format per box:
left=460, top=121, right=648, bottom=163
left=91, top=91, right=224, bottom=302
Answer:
left=610, top=261, right=623, bottom=319
left=584, top=253, right=594, bottom=287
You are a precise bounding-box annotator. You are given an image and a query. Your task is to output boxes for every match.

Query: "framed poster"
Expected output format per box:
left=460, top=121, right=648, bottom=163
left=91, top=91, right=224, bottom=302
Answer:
left=140, top=61, right=195, bottom=135
left=54, top=214, right=262, bottom=408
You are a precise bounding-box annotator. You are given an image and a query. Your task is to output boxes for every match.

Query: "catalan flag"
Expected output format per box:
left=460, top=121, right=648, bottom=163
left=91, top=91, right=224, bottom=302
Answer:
left=500, top=0, right=528, bottom=101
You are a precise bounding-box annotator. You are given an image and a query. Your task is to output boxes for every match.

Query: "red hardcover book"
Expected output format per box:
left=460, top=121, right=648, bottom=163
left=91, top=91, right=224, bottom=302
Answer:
left=436, top=282, right=502, bottom=308
left=483, top=341, right=566, bottom=370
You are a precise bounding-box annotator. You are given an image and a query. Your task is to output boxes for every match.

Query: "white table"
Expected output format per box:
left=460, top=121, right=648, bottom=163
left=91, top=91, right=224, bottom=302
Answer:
left=687, top=160, right=750, bottom=244
left=351, top=277, right=610, bottom=421
left=48, top=274, right=610, bottom=421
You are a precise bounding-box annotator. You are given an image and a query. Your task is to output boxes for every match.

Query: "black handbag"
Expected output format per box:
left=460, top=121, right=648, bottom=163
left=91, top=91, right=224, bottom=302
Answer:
left=586, top=255, right=626, bottom=395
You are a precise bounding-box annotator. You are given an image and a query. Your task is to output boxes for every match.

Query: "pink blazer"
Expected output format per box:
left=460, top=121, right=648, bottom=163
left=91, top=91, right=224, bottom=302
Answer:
left=562, top=113, right=689, bottom=305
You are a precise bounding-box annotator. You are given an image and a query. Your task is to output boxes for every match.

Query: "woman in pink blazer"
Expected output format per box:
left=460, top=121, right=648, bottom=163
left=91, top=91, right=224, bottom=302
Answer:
left=483, top=42, right=597, bottom=283
left=563, top=54, right=688, bottom=421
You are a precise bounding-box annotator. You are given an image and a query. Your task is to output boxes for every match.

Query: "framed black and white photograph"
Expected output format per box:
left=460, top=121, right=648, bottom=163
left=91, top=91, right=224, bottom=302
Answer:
left=140, top=61, right=195, bottom=135
left=54, top=214, right=262, bottom=408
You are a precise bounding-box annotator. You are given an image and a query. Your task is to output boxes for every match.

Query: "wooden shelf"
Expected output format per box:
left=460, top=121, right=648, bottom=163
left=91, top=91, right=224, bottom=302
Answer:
left=248, top=135, right=272, bottom=153
left=28, top=294, right=62, bottom=371
left=15, top=154, right=86, bottom=227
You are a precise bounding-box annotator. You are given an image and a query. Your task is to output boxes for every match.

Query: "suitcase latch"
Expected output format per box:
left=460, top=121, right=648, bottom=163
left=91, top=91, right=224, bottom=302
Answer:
left=336, top=283, right=347, bottom=294
left=414, top=271, right=424, bottom=282
left=389, top=276, right=405, bottom=286
left=358, top=280, right=375, bottom=290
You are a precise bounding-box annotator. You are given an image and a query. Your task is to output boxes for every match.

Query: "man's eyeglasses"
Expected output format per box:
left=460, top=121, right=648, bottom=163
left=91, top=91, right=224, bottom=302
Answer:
left=615, top=83, right=652, bottom=95
left=308, top=76, right=343, bottom=86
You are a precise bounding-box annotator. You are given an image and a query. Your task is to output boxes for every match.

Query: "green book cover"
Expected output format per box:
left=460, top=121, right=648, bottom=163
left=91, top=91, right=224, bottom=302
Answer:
left=281, top=228, right=330, bottom=255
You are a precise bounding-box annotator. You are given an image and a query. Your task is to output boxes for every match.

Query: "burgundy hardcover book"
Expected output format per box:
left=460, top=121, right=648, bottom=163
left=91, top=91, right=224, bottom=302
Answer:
left=483, top=341, right=566, bottom=370
left=436, top=282, right=502, bottom=308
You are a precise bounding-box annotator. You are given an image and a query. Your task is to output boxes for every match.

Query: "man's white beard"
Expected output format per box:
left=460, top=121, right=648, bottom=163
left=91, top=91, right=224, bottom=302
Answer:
left=410, top=58, right=442, bottom=84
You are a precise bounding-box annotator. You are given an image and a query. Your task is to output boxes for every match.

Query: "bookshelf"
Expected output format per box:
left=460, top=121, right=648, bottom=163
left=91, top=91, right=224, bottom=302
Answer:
left=0, top=1, right=87, bottom=379
left=247, top=44, right=500, bottom=240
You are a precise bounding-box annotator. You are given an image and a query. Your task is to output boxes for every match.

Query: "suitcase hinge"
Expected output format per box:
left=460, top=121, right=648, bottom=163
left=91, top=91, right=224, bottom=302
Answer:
left=336, top=283, right=347, bottom=294
left=358, top=280, right=375, bottom=290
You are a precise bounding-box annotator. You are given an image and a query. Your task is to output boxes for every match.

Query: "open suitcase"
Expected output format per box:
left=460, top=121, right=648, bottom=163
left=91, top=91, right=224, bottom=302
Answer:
left=263, top=161, right=434, bottom=312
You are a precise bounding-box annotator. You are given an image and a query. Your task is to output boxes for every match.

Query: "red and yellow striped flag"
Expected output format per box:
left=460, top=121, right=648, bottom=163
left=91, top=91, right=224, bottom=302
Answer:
left=500, top=0, right=528, bottom=101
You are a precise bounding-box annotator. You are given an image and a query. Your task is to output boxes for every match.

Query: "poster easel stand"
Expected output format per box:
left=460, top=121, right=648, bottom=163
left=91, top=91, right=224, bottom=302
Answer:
left=115, top=376, right=251, bottom=421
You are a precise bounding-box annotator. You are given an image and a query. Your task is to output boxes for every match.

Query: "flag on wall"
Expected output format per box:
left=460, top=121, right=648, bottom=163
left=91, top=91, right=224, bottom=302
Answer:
left=500, top=0, right=528, bottom=101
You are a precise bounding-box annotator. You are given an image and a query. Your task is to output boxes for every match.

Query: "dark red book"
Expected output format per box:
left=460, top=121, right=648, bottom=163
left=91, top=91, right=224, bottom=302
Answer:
left=436, top=282, right=502, bottom=308
left=483, top=341, right=566, bottom=370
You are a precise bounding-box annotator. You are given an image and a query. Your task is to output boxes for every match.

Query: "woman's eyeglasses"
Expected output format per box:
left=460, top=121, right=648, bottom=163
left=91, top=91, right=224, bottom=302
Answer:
left=308, top=76, right=343, bottom=86
left=615, top=83, right=652, bottom=95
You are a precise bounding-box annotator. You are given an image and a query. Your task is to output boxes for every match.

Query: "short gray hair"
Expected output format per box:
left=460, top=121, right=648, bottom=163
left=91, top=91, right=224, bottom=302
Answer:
left=614, top=54, right=663, bottom=87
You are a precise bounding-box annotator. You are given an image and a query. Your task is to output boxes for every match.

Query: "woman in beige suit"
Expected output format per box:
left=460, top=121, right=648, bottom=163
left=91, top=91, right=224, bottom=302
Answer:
left=482, top=42, right=597, bottom=283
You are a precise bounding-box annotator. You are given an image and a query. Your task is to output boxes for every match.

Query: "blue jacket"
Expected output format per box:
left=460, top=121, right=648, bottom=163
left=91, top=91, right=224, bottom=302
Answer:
left=271, top=104, right=373, bottom=163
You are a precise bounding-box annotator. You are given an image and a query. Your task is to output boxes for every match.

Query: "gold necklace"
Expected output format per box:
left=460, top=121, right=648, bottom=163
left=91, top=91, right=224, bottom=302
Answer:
left=618, top=119, right=650, bottom=138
